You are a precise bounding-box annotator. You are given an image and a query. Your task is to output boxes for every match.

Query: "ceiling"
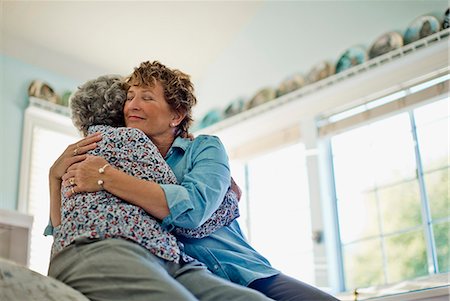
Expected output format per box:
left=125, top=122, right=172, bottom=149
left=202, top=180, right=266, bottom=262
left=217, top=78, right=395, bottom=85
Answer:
left=1, top=0, right=263, bottom=83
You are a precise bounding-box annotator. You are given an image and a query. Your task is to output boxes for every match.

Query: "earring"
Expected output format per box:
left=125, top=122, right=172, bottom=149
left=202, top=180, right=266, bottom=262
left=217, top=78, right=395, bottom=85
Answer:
left=170, top=123, right=176, bottom=127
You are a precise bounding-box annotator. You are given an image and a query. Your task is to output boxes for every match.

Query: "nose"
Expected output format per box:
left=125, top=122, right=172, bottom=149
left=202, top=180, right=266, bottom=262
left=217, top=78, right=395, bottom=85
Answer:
left=126, top=97, right=141, bottom=111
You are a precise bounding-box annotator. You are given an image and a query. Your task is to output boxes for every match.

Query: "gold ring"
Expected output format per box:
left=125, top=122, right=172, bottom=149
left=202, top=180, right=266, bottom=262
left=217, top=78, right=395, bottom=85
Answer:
left=69, top=178, right=75, bottom=185
left=73, top=148, right=79, bottom=156
left=70, top=187, right=75, bottom=194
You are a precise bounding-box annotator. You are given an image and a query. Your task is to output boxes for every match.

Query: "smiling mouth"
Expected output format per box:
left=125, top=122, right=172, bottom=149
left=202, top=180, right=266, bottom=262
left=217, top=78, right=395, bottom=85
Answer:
left=127, top=116, right=144, bottom=120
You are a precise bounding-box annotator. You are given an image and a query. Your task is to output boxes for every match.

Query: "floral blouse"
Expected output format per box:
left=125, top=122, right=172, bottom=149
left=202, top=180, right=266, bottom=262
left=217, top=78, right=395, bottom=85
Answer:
left=51, top=125, right=239, bottom=263
left=52, top=125, right=189, bottom=263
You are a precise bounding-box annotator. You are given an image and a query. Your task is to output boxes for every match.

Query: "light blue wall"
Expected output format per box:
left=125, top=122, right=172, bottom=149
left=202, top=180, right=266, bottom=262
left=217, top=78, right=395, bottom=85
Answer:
left=194, top=0, right=448, bottom=118
left=0, top=54, right=79, bottom=210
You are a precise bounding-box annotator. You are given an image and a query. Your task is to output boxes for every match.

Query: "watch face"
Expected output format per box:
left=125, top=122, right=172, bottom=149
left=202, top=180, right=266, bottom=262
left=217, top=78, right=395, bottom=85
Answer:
left=443, top=8, right=449, bottom=29
left=276, top=73, right=305, bottom=97
left=306, top=61, right=335, bottom=84
left=335, top=45, right=367, bottom=74
left=368, top=31, right=404, bottom=59
left=404, top=15, right=441, bottom=44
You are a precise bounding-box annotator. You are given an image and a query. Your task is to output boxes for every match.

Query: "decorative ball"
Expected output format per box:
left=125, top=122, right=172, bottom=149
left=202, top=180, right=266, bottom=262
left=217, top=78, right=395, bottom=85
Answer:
left=224, top=98, right=245, bottom=118
left=368, top=31, right=404, bottom=59
left=443, top=8, right=449, bottom=29
left=197, top=108, right=224, bottom=129
left=28, top=80, right=60, bottom=104
left=276, top=73, right=305, bottom=97
left=246, top=87, right=277, bottom=110
left=335, top=45, right=367, bottom=74
left=306, top=61, right=335, bottom=84
left=403, top=14, right=441, bottom=44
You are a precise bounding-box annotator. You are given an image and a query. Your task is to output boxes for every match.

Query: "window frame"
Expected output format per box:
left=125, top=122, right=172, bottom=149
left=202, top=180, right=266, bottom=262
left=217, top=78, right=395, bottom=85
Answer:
left=17, top=98, right=79, bottom=273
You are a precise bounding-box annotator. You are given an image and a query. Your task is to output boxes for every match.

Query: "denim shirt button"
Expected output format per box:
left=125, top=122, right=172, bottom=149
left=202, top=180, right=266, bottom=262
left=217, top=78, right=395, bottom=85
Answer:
left=214, top=264, right=219, bottom=270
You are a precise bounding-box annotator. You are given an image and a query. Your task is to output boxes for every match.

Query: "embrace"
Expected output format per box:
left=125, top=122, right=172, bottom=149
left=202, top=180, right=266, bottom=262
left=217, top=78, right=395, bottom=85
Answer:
left=46, top=60, right=339, bottom=301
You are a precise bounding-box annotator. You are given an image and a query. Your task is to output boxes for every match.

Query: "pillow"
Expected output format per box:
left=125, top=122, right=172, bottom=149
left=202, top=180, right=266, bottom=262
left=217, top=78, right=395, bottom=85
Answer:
left=0, top=257, right=89, bottom=301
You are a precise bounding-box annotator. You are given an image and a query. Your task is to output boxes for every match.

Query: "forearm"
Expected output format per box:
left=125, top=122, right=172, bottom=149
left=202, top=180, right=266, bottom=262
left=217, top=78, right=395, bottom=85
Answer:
left=49, top=176, right=62, bottom=227
left=101, top=166, right=170, bottom=220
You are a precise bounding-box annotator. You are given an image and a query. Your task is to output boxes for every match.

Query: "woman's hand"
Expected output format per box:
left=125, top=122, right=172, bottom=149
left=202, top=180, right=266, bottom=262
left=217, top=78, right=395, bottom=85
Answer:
left=62, top=155, right=109, bottom=197
left=49, top=133, right=102, bottom=181
left=230, top=177, right=242, bottom=201
left=49, top=132, right=102, bottom=227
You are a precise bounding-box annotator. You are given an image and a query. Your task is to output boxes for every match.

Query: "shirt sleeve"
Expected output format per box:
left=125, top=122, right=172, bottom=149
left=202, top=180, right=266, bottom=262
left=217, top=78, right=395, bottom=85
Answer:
left=44, top=219, right=54, bottom=236
left=161, top=136, right=231, bottom=231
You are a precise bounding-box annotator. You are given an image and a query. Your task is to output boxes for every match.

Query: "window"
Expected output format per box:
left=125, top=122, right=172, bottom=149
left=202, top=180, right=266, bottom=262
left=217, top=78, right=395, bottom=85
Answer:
left=329, top=97, right=449, bottom=290
left=18, top=99, right=79, bottom=275
left=196, top=36, right=448, bottom=293
left=231, top=142, right=316, bottom=283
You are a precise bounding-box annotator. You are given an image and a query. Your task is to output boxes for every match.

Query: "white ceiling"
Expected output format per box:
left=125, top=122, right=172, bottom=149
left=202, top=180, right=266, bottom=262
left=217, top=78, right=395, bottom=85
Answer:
left=2, top=0, right=263, bottom=83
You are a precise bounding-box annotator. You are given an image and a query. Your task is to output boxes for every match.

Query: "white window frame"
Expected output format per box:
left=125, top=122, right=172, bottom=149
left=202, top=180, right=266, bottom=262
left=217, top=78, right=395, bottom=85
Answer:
left=18, top=98, right=79, bottom=273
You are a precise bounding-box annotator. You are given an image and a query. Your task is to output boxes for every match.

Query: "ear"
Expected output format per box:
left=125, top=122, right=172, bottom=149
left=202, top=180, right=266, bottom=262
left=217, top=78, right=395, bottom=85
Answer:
left=171, top=110, right=186, bottom=127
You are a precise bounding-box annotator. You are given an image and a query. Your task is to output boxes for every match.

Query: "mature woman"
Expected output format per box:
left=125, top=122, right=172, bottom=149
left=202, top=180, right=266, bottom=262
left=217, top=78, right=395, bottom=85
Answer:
left=50, top=61, right=338, bottom=301
left=47, top=72, right=269, bottom=301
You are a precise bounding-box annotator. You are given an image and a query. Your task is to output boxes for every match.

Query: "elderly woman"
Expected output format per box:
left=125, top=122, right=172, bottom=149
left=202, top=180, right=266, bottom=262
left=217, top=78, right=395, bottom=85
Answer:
left=50, top=61, right=338, bottom=301
left=47, top=73, right=269, bottom=301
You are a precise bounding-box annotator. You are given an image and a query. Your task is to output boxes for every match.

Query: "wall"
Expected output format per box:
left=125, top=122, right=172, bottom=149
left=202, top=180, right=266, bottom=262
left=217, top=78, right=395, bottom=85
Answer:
left=0, top=0, right=447, bottom=211
left=0, top=55, right=78, bottom=210
left=194, top=0, right=448, bottom=118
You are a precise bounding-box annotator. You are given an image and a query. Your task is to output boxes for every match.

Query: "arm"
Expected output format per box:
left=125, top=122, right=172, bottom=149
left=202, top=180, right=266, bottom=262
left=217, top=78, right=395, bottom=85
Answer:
left=48, top=133, right=101, bottom=227
left=63, top=155, right=170, bottom=220
left=63, top=135, right=230, bottom=227
left=161, top=135, right=231, bottom=231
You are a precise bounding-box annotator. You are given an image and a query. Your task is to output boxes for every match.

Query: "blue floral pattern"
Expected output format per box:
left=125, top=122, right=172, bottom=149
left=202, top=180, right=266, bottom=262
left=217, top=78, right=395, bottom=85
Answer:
left=52, top=125, right=190, bottom=263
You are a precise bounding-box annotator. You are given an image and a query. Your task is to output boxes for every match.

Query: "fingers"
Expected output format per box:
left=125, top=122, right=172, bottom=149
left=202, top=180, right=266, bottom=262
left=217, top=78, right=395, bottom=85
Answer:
left=66, top=161, right=82, bottom=173
left=65, top=185, right=77, bottom=198
left=62, top=170, right=76, bottom=182
left=71, top=133, right=102, bottom=157
left=230, top=177, right=242, bottom=201
left=79, top=132, right=102, bottom=146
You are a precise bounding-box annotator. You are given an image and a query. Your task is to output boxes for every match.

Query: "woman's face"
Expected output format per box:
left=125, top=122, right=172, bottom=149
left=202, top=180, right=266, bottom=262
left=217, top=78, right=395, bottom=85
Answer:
left=124, top=82, right=176, bottom=139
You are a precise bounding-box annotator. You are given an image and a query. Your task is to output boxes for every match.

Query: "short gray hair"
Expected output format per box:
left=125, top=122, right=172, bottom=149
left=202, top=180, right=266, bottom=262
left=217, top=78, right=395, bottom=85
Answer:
left=70, top=75, right=127, bottom=136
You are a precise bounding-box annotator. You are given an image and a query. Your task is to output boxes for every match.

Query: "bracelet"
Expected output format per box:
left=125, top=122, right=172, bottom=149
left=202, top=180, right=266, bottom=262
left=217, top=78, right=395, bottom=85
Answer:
left=98, top=163, right=110, bottom=189
left=98, top=163, right=110, bottom=174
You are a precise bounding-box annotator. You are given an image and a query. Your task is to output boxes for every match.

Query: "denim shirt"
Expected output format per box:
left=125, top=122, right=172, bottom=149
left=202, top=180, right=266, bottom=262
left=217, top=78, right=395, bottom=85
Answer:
left=161, top=135, right=279, bottom=286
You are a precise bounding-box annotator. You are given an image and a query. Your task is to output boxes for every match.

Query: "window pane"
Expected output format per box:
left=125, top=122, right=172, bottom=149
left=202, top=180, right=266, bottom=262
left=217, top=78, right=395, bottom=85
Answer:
left=332, top=126, right=375, bottom=195
left=369, top=114, right=417, bottom=186
left=434, top=221, right=450, bottom=272
left=415, top=116, right=449, bottom=172
left=342, top=239, right=384, bottom=289
left=425, top=168, right=450, bottom=220
left=337, top=191, right=379, bottom=244
left=385, top=230, right=428, bottom=283
left=377, top=180, right=422, bottom=234
left=246, top=143, right=314, bottom=283
left=414, top=97, right=449, bottom=126
left=27, top=126, right=77, bottom=275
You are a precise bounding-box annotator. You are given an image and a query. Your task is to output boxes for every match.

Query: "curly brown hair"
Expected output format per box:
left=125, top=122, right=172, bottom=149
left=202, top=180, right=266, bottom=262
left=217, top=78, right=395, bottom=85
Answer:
left=125, top=61, right=197, bottom=136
